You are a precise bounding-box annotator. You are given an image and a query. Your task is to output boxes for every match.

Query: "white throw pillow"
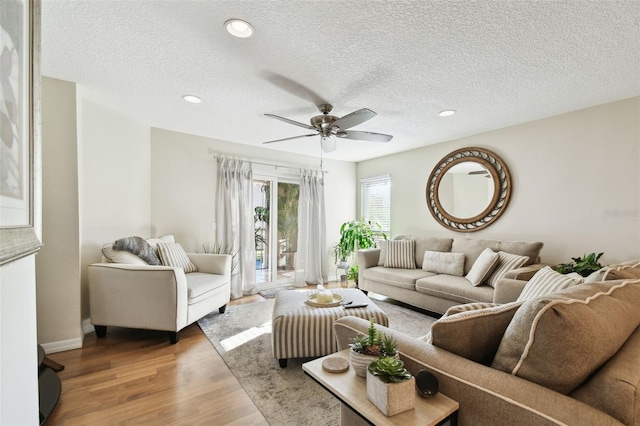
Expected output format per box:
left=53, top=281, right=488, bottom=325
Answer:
left=486, top=251, right=529, bottom=288
left=377, top=240, right=388, bottom=266
left=384, top=239, right=415, bottom=269
left=422, top=251, right=465, bottom=276
left=516, top=266, right=584, bottom=302
left=157, top=242, right=198, bottom=273
left=101, top=244, right=148, bottom=265
left=465, top=248, right=500, bottom=286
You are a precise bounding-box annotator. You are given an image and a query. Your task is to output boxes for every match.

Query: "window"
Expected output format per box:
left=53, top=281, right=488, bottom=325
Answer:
left=360, top=175, right=391, bottom=234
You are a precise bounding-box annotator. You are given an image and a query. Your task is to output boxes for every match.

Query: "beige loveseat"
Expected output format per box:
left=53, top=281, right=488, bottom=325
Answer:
left=335, top=276, right=640, bottom=426
left=88, top=235, right=231, bottom=343
left=358, top=236, right=545, bottom=314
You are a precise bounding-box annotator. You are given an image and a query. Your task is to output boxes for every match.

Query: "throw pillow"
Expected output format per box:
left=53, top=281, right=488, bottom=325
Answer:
left=444, top=302, right=501, bottom=316
left=422, top=251, right=465, bottom=276
left=491, top=279, right=640, bottom=394
left=156, top=242, right=198, bottom=273
left=377, top=240, right=388, bottom=266
left=516, top=266, right=583, bottom=302
left=603, top=262, right=640, bottom=281
left=465, top=248, right=499, bottom=286
left=102, top=244, right=147, bottom=265
left=486, top=251, right=529, bottom=288
left=384, top=239, right=415, bottom=269
left=113, top=236, right=162, bottom=265
left=431, top=301, right=522, bottom=365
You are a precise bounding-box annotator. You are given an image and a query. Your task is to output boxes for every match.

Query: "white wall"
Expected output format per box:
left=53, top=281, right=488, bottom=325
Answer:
left=37, top=77, right=83, bottom=350
left=78, top=91, right=151, bottom=319
left=357, top=97, right=640, bottom=265
left=0, top=255, right=39, bottom=425
left=150, top=128, right=357, bottom=281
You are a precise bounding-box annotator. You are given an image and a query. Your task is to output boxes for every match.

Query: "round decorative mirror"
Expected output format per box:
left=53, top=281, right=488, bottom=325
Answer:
left=426, top=147, right=511, bottom=232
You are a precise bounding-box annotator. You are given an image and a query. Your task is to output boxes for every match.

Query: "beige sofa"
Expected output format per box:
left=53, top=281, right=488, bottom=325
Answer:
left=335, top=276, right=640, bottom=426
left=358, top=236, right=545, bottom=314
left=88, top=235, right=231, bottom=343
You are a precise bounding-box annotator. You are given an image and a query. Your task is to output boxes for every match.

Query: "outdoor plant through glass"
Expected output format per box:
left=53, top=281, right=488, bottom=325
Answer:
left=333, top=219, right=387, bottom=264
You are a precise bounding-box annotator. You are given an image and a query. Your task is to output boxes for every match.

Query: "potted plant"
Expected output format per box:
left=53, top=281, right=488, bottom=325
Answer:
left=349, top=318, right=398, bottom=377
left=556, top=252, right=604, bottom=277
left=333, top=219, right=387, bottom=265
left=366, top=357, right=415, bottom=416
left=347, top=265, right=359, bottom=287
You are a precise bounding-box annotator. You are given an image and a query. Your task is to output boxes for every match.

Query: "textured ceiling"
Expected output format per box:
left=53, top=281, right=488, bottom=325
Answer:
left=41, top=0, right=640, bottom=162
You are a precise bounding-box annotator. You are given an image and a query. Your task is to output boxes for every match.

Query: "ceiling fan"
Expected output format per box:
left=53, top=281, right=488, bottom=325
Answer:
left=263, top=104, right=393, bottom=153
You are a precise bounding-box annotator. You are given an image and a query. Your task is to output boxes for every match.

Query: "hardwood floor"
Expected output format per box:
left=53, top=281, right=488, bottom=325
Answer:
left=46, top=294, right=271, bottom=426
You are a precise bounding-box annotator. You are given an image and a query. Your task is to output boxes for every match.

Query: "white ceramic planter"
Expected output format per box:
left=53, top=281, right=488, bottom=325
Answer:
left=349, top=349, right=379, bottom=378
left=366, top=370, right=415, bottom=416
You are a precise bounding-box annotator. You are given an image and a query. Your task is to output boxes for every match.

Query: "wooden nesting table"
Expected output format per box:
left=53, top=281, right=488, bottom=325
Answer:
left=303, top=349, right=459, bottom=426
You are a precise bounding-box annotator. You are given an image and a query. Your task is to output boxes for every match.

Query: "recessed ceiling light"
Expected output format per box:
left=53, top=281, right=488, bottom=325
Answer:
left=225, top=19, right=254, bottom=38
left=438, top=110, right=456, bottom=117
left=183, top=95, right=202, bottom=104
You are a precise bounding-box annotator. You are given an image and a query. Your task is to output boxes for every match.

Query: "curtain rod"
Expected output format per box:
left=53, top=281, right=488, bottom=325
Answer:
left=209, top=151, right=328, bottom=174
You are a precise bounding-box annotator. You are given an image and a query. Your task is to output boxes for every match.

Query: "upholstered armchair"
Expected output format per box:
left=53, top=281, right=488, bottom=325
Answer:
left=88, top=236, right=231, bottom=343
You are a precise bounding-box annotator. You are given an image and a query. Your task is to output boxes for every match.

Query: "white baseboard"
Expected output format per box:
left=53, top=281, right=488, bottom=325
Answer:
left=41, top=337, right=83, bottom=354
left=82, top=318, right=95, bottom=335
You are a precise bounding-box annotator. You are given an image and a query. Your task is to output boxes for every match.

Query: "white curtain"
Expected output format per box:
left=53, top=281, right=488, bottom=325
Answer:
left=295, top=169, right=326, bottom=286
left=216, top=158, right=257, bottom=298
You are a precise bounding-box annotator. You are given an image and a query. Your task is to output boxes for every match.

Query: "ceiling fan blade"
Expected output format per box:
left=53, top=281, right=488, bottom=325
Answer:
left=265, top=113, right=316, bottom=130
left=330, top=108, right=377, bottom=130
left=337, top=130, right=393, bottom=143
left=468, top=170, right=489, bottom=175
left=263, top=133, right=317, bottom=145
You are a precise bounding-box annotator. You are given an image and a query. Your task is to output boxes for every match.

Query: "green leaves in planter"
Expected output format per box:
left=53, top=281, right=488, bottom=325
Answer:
left=368, top=357, right=412, bottom=383
left=556, top=252, right=604, bottom=277
left=349, top=318, right=398, bottom=357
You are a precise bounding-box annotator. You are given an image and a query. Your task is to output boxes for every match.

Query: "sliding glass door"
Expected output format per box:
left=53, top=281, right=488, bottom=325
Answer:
left=253, top=177, right=299, bottom=287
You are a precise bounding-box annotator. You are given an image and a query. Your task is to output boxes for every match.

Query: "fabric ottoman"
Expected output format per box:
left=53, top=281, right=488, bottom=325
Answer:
left=272, top=288, right=389, bottom=367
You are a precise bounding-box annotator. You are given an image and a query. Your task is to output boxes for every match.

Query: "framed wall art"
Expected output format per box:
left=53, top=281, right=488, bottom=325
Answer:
left=0, top=0, right=42, bottom=265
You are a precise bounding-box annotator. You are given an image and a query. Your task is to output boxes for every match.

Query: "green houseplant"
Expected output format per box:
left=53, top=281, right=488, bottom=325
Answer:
left=366, top=357, right=415, bottom=416
left=556, top=252, right=604, bottom=277
left=347, top=265, right=359, bottom=286
left=333, top=219, right=387, bottom=264
left=349, top=318, right=398, bottom=377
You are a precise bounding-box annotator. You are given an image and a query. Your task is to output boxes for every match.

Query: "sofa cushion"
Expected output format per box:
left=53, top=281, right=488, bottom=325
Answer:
left=422, top=251, right=465, bottom=276
left=451, top=238, right=543, bottom=275
left=491, top=279, right=640, bottom=394
left=414, top=237, right=453, bottom=269
left=157, top=242, right=198, bottom=273
left=146, top=234, right=176, bottom=251
left=362, top=266, right=434, bottom=291
left=465, top=248, right=499, bottom=286
left=102, top=244, right=148, bottom=265
left=516, top=266, right=583, bottom=302
left=431, top=301, right=522, bottom=365
left=416, top=274, right=494, bottom=304
left=486, top=251, right=529, bottom=288
left=186, top=272, right=229, bottom=304
left=570, top=324, right=640, bottom=426
left=377, top=240, right=387, bottom=266
left=444, top=302, right=501, bottom=316
left=384, top=239, right=416, bottom=269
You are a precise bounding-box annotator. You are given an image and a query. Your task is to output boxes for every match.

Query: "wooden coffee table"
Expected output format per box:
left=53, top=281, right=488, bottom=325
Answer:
left=303, top=349, right=459, bottom=426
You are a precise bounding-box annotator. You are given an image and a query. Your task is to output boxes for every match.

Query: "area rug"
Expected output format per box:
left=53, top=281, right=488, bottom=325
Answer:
left=198, top=294, right=436, bottom=425
left=257, top=286, right=294, bottom=299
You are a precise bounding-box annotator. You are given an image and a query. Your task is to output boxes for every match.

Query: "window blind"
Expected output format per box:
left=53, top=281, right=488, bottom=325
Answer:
left=360, top=175, right=391, bottom=234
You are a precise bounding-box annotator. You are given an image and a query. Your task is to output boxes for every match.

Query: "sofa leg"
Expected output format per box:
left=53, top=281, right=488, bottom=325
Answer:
left=169, top=331, right=180, bottom=344
left=219, top=304, right=227, bottom=314
left=94, top=325, right=107, bottom=338
left=278, top=359, right=288, bottom=368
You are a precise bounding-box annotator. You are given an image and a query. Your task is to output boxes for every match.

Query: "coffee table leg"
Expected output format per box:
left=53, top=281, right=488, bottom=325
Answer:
left=278, top=359, right=288, bottom=368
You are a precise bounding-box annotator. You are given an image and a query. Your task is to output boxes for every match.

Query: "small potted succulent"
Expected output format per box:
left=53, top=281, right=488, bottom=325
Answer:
left=349, top=318, right=398, bottom=377
left=366, top=357, right=415, bottom=416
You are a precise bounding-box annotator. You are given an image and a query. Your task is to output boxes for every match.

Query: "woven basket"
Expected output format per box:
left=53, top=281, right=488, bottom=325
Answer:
left=366, top=370, right=415, bottom=416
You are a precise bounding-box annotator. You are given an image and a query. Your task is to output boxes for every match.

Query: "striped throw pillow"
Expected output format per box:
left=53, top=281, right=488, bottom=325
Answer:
left=516, top=266, right=583, bottom=302
left=157, top=242, right=198, bottom=273
left=384, top=239, right=416, bottom=269
left=486, top=251, right=529, bottom=288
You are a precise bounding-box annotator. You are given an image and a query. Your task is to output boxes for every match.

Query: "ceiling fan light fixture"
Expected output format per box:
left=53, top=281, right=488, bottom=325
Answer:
left=438, top=109, right=456, bottom=117
left=320, top=135, right=336, bottom=153
left=225, top=19, right=254, bottom=38
left=182, top=95, right=202, bottom=104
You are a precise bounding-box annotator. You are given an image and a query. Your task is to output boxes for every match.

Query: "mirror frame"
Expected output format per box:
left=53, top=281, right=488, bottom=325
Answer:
left=426, top=147, right=512, bottom=232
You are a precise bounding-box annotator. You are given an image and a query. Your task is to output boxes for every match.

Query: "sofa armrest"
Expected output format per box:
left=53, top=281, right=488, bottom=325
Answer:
left=492, top=278, right=528, bottom=303
left=88, top=263, right=188, bottom=331
left=333, top=316, right=623, bottom=426
left=502, top=263, right=547, bottom=281
left=187, top=253, right=231, bottom=277
left=357, top=248, right=380, bottom=269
